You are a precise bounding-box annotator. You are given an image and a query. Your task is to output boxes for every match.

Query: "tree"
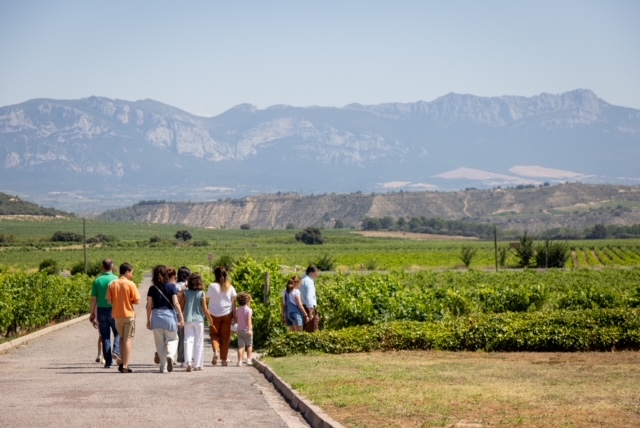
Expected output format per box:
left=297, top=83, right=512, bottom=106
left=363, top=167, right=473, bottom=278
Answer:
left=295, top=227, right=324, bottom=245
left=380, top=216, right=395, bottom=230
left=39, top=259, right=58, bottom=275
left=534, top=240, right=570, bottom=268
left=362, top=217, right=382, bottom=231
left=459, top=245, right=478, bottom=268
left=175, top=230, right=192, bottom=241
left=334, top=219, right=344, bottom=229
left=51, top=231, right=83, bottom=242
left=513, top=232, right=535, bottom=268
left=586, top=224, right=608, bottom=239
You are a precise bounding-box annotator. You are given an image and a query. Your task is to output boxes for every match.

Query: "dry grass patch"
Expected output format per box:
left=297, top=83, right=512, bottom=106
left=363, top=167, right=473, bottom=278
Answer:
left=264, top=350, right=640, bottom=428
left=353, top=231, right=479, bottom=241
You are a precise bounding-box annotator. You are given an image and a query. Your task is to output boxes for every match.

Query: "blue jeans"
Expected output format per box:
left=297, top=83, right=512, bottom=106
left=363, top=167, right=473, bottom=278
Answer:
left=98, top=307, right=120, bottom=366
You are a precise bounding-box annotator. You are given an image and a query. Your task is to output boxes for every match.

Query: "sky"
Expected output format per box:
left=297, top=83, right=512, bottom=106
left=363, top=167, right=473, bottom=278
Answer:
left=1, top=0, right=639, bottom=117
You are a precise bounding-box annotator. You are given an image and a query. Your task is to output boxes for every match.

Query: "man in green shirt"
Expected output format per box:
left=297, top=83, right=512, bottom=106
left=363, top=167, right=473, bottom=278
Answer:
left=90, top=259, right=120, bottom=368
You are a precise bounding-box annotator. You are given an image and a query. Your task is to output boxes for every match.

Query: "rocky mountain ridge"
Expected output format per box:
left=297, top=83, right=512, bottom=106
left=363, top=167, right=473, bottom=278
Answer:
left=1, top=90, right=639, bottom=213
left=98, top=183, right=640, bottom=234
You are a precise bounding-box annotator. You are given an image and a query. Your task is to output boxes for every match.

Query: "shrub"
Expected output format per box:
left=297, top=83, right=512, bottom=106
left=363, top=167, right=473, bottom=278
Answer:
left=0, top=272, right=92, bottom=337
left=193, top=240, right=209, bottom=247
left=265, top=308, right=640, bottom=356
left=285, top=223, right=296, bottom=230
left=513, top=232, right=535, bottom=267
left=313, top=254, right=336, bottom=272
left=295, top=227, right=324, bottom=245
left=38, top=259, right=59, bottom=275
left=240, top=223, right=251, bottom=230
left=214, top=254, right=235, bottom=271
left=459, top=245, right=478, bottom=268
left=70, top=260, right=103, bottom=276
left=51, top=231, right=83, bottom=242
left=175, top=230, right=192, bottom=241
left=149, top=235, right=162, bottom=243
left=534, top=240, right=570, bottom=268
left=497, top=246, right=509, bottom=267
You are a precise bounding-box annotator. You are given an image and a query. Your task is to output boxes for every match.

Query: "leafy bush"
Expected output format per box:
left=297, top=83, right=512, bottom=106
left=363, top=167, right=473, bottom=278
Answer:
left=240, top=223, right=251, bottom=230
left=38, top=259, right=58, bottom=275
left=214, top=254, right=235, bottom=271
left=266, top=308, right=640, bottom=356
left=0, top=271, right=92, bottom=337
left=230, top=256, right=288, bottom=348
left=193, top=240, right=209, bottom=247
left=51, top=231, right=83, bottom=242
left=70, top=260, right=103, bottom=276
left=534, top=240, right=570, bottom=268
left=459, top=245, right=478, bottom=268
left=295, top=227, right=324, bottom=245
left=313, top=254, right=336, bottom=272
left=513, top=232, right=535, bottom=267
left=175, top=230, right=192, bottom=241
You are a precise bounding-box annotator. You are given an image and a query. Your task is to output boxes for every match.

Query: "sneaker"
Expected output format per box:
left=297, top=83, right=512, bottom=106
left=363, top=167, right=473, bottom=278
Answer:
left=103, top=364, right=111, bottom=369
left=113, top=353, right=122, bottom=365
left=167, top=357, right=173, bottom=372
left=186, top=364, right=192, bottom=372
left=154, top=352, right=160, bottom=364
left=246, top=359, right=252, bottom=366
left=212, top=353, right=218, bottom=366
left=180, top=362, right=185, bottom=368
left=194, top=367, right=202, bottom=371
left=221, top=361, right=228, bottom=367
left=100, top=355, right=105, bottom=365
left=237, top=361, right=242, bottom=367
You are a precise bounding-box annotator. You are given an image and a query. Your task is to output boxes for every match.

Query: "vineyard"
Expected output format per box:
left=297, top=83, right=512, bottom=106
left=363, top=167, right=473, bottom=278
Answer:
left=2, top=218, right=640, bottom=271
left=2, top=217, right=640, bottom=353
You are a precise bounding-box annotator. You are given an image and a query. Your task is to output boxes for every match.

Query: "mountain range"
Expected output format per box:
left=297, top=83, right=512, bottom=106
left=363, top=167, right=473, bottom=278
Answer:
left=1, top=89, right=639, bottom=213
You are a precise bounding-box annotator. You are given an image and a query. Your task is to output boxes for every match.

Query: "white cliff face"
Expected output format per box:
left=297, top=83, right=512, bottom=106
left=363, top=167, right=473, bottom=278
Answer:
left=0, top=90, right=638, bottom=191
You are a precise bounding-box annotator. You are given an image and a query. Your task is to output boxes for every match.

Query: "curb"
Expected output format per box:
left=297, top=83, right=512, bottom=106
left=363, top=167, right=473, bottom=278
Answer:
left=0, top=314, right=91, bottom=354
left=252, top=358, right=345, bottom=428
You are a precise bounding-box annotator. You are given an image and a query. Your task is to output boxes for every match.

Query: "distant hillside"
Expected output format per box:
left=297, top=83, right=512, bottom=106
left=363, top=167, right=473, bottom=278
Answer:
left=98, top=183, right=640, bottom=234
left=0, top=192, right=71, bottom=216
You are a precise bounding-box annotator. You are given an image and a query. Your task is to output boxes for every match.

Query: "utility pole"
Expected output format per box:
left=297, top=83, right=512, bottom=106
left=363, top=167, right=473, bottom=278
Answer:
left=494, top=225, right=498, bottom=272
left=83, top=218, right=87, bottom=274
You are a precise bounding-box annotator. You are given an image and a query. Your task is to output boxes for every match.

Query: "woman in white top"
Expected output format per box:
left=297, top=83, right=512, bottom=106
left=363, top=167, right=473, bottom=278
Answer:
left=286, top=275, right=309, bottom=332
left=206, top=266, right=237, bottom=366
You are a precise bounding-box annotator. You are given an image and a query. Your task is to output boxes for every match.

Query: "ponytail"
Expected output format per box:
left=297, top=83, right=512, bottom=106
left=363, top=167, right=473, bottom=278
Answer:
left=214, top=266, right=231, bottom=292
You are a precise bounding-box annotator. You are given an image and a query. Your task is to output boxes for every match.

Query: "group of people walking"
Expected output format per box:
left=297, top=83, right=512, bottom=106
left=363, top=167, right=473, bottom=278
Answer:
left=90, top=259, right=255, bottom=373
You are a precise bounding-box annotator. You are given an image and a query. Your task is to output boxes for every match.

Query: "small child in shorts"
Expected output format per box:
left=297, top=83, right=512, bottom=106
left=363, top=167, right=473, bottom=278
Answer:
left=235, top=292, right=253, bottom=366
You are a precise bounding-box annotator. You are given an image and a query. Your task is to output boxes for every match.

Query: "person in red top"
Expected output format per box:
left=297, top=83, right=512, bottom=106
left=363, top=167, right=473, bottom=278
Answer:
left=107, top=263, right=140, bottom=373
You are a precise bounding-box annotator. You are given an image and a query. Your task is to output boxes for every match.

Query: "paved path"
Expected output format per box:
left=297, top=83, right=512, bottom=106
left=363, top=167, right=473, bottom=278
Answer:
left=0, top=276, right=308, bottom=428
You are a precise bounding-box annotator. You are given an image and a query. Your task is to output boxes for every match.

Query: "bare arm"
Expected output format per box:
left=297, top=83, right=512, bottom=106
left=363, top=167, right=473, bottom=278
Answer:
left=146, top=296, right=153, bottom=330
left=90, top=297, right=98, bottom=328
left=295, top=294, right=309, bottom=319
left=172, top=295, right=184, bottom=326
left=202, top=295, right=213, bottom=325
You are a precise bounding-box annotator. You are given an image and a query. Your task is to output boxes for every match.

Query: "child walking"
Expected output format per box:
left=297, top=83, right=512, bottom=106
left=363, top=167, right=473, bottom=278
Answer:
left=182, top=273, right=212, bottom=372
left=235, top=292, right=253, bottom=366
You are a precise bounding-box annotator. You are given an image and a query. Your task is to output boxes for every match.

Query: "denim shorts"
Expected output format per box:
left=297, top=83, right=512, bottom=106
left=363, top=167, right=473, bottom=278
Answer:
left=287, top=306, right=304, bottom=326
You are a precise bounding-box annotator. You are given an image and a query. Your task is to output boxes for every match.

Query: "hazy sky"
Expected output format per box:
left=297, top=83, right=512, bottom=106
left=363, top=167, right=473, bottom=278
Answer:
left=1, top=0, right=639, bottom=116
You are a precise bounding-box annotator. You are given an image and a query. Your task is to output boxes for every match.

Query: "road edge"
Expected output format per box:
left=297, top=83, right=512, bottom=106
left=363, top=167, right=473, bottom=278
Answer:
left=252, top=358, right=345, bottom=428
left=0, top=314, right=90, bottom=354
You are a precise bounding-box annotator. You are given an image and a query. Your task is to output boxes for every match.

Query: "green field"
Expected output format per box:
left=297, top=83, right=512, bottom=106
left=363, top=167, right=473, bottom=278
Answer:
left=2, top=217, right=640, bottom=272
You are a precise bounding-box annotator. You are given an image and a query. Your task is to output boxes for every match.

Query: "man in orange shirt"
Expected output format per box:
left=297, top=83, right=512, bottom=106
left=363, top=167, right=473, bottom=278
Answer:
left=107, top=263, right=140, bottom=373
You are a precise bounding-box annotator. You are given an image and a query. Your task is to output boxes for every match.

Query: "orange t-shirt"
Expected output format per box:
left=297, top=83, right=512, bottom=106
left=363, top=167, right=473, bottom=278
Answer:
left=107, top=277, right=140, bottom=318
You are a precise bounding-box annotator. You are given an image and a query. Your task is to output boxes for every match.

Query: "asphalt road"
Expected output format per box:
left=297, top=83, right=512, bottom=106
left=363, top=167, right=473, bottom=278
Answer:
left=0, top=276, right=308, bottom=428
